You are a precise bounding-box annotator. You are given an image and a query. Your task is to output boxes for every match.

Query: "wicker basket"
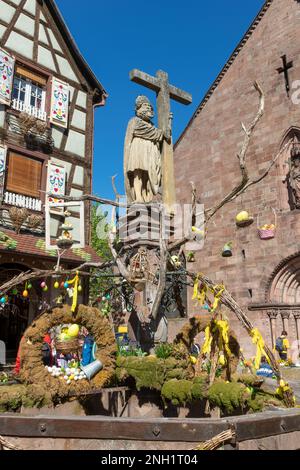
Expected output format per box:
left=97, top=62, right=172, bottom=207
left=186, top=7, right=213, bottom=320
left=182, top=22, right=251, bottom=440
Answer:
left=257, top=208, right=277, bottom=240
left=55, top=338, right=79, bottom=353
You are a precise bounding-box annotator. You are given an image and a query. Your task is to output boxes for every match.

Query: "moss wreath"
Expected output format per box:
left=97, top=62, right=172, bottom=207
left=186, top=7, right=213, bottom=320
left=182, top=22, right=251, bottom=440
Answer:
left=19, top=305, right=117, bottom=401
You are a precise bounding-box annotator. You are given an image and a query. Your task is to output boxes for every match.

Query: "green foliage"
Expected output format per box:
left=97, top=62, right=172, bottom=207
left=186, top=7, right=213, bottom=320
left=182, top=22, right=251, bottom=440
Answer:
left=155, top=343, right=174, bottom=359
left=208, top=380, right=251, bottom=414
left=117, top=345, right=147, bottom=357
left=116, top=356, right=192, bottom=391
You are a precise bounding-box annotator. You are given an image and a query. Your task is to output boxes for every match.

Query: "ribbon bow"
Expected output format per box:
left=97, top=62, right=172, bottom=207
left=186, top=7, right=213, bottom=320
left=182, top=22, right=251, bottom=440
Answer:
left=67, top=271, right=80, bottom=313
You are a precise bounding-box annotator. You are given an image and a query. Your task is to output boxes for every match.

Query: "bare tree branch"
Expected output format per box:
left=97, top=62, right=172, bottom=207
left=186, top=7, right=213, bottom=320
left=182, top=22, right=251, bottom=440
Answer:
left=205, top=81, right=264, bottom=222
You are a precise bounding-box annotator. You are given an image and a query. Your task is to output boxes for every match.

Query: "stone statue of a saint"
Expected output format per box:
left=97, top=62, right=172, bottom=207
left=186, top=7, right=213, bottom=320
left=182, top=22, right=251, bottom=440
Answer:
left=290, top=154, right=300, bottom=209
left=124, top=95, right=172, bottom=204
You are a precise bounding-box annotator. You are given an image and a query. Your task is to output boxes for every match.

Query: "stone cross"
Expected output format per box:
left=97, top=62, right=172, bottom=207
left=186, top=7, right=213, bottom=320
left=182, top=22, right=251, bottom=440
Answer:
left=130, top=69, right=192, bottom=210
left=277, top=55, right=293, bottom=97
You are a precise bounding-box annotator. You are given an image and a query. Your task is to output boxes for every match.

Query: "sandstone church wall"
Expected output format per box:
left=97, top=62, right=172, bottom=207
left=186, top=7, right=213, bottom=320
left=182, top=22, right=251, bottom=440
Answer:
left=174, top=0, right=300, bottom=355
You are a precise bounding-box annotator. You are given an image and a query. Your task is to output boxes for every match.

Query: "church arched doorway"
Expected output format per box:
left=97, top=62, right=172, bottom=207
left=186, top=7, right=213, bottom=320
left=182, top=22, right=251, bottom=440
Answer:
left=267, top=254, right=300, bottom=354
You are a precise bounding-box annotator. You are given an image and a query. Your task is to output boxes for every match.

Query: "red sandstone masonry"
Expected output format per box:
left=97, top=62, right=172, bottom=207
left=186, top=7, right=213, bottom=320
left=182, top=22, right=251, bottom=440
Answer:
left=173, top=0, right=300, bottom=355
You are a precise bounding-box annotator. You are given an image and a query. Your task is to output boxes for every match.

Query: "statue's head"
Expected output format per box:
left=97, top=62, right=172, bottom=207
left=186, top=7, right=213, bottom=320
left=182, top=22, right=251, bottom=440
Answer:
left=135, top=95, right=154, bottom=121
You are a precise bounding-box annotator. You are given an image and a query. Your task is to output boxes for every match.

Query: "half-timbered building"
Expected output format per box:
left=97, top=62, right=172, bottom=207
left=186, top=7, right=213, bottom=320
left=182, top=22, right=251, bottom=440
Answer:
left=0, top=0, right=107, bottom=359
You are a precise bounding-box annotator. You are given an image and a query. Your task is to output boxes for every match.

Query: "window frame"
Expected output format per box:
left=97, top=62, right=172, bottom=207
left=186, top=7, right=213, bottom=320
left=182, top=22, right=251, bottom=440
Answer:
left=9, top=58, right=52, bottom=125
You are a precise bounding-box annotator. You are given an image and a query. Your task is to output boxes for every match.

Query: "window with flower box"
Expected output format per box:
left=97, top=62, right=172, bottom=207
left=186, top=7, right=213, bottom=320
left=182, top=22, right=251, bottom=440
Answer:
left=11, top=66, right=47, bottom=121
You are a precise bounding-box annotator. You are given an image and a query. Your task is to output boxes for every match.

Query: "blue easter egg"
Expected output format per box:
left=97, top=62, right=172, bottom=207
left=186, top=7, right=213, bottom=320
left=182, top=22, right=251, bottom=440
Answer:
left=0, top=297, right=6, bottom=304
left=64, top=282, right=69, bottom=289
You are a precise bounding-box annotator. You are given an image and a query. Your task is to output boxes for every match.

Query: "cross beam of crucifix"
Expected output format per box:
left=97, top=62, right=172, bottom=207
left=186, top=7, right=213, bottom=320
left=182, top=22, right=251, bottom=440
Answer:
left=277, top=54, right=293, bottom=97
left=130, top=69, right=192, bottom=210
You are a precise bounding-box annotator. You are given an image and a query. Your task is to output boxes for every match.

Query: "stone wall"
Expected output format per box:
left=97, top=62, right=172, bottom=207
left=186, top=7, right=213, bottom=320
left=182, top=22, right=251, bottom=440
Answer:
left=173, top=0, right=300, bottom=355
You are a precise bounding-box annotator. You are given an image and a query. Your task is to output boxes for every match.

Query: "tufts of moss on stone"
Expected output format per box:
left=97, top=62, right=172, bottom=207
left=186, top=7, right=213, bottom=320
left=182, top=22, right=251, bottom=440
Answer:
left=0, top=384, right=52, bottom=412
left=161, top=380, right=193, bottom=406
left=208, top=380, right=251, bottom=414
left=116, top=355, right=193, bottom=391
left=161, top=375, right=208, bottom=406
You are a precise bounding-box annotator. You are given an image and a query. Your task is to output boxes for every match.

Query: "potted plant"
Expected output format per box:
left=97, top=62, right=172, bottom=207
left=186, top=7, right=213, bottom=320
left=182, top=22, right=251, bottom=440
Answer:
left=187, top=251, right=195, bottom=263
left=222, top=242, right=233, bottom=257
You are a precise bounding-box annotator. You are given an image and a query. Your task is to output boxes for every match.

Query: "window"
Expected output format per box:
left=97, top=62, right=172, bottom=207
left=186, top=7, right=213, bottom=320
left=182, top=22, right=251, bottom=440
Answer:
left=6, top=151, right=43, bottom=199
left=11, top=66, right=47, bottom=121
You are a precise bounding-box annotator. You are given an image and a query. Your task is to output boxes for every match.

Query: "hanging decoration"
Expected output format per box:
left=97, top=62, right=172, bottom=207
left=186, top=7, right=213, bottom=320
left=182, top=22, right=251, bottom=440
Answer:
left=257, top=207, right=277, bottom=240
left=0, top=48, right=15, bottom=105
left=193, top=275, right=225, bottom=314
left=235, top=211, right=254, bottom=228
left=50, top=77, right=69, bottom=129
left=66, top=271, right=80, bottom=313
left=222, top=242, right=233, bottom=257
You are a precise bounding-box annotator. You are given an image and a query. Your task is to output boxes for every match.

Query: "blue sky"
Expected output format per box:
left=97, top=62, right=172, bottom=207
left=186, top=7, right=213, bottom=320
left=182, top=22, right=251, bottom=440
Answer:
left=56, top=0, right=265, bottom=200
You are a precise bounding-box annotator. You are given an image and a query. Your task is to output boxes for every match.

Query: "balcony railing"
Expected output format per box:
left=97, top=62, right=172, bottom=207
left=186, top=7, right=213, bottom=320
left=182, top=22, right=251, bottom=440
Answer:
left=11, top=99, right=47, bottom=122
left=4, top=191, right=42, bottom=212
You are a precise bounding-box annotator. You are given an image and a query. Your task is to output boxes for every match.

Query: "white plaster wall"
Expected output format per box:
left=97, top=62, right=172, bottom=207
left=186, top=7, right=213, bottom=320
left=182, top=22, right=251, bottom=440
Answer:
left=0, top=104, right=5, bottom=128
left=0, top=2, right=16, bottom=23
left=38, top=25, right=49, bottom=45
left=6, top=31, right=33, bottom=60
left=72, top=109, right=86, bottom=131
left=23, top=0, right=36, bottom=15
left=15, top=14, right=35, bottom=37
left=73, top=166, right=84, bottom=186
left=77, top=91, right=87, bottom=109
left=40, top=12, right=47, bottom=22
left=69, top=86, right=75, bottom=103
left=65, top=130, right=85, bottom=158
left=56, top=56, right=79, bottom=83
left=50, top=218, right=59, bottom=238
left=48, top=30, right=62, bottom=52
left=0, top=25, right=6, bottom=40
left=9, top=0, right=22, bottom=6
left=38, top=46, right=56, bottom=71
left=51, top=127, right=65, bottom=149
left=68, top=216, right=80, bottom=242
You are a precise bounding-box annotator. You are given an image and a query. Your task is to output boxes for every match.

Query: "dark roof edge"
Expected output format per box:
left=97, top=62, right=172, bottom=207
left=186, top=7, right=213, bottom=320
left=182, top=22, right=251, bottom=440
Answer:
left=175, top=0, right=273, bottom=148
left=45, top=0, right=108, bottom=104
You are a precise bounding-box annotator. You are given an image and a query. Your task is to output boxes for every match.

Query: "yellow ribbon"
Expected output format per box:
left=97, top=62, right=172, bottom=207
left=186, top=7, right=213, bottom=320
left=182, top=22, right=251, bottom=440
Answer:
left=216, top=320, right=231, bottom=357
left=192, top=276, right=207, bottom=306
left=202, top=325, right=213, bottom=356
left=250, top=328, right=270, bottom=370
left=67, top=271, right=80, bottom=313
left=210, top=285, right=225, bottom=313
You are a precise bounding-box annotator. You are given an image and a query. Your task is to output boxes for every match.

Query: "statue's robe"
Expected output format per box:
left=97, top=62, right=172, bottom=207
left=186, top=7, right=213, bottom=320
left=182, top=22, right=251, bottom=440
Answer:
left=291, top=159, right=300, bottom=208
left=124, top=117, right=163, bottom=203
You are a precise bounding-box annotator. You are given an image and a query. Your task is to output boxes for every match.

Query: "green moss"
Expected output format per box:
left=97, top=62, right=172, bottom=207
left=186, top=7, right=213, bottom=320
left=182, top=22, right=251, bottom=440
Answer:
left=191, top=375, right=208, bottom=401
left=116, top=355, right=192, bottom=391
left=208, top=380, right=251, bottom=414
left=161, top=380, right=193, bottom=406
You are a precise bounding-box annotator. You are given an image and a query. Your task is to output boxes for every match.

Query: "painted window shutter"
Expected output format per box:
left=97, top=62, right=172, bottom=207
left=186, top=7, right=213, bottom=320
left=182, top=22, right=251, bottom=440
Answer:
left=47, top=161, right=66, bottom=212
left=50, top=77, right=69, bottom=128
left=0, top=145, right=7, bottom=199
left=0, top=146, right=7, bottom=178
left=6, top=152, right=43, bottom=198
left=0, top=48, right=15, bottom=105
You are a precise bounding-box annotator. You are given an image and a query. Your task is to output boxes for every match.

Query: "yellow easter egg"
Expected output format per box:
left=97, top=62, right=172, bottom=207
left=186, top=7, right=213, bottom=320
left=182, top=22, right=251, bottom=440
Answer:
left=190, top=356, right=197, bottom=365
left=68, top=324, right=80, bottom=338
left=236, top=211, right=249, bottom=223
